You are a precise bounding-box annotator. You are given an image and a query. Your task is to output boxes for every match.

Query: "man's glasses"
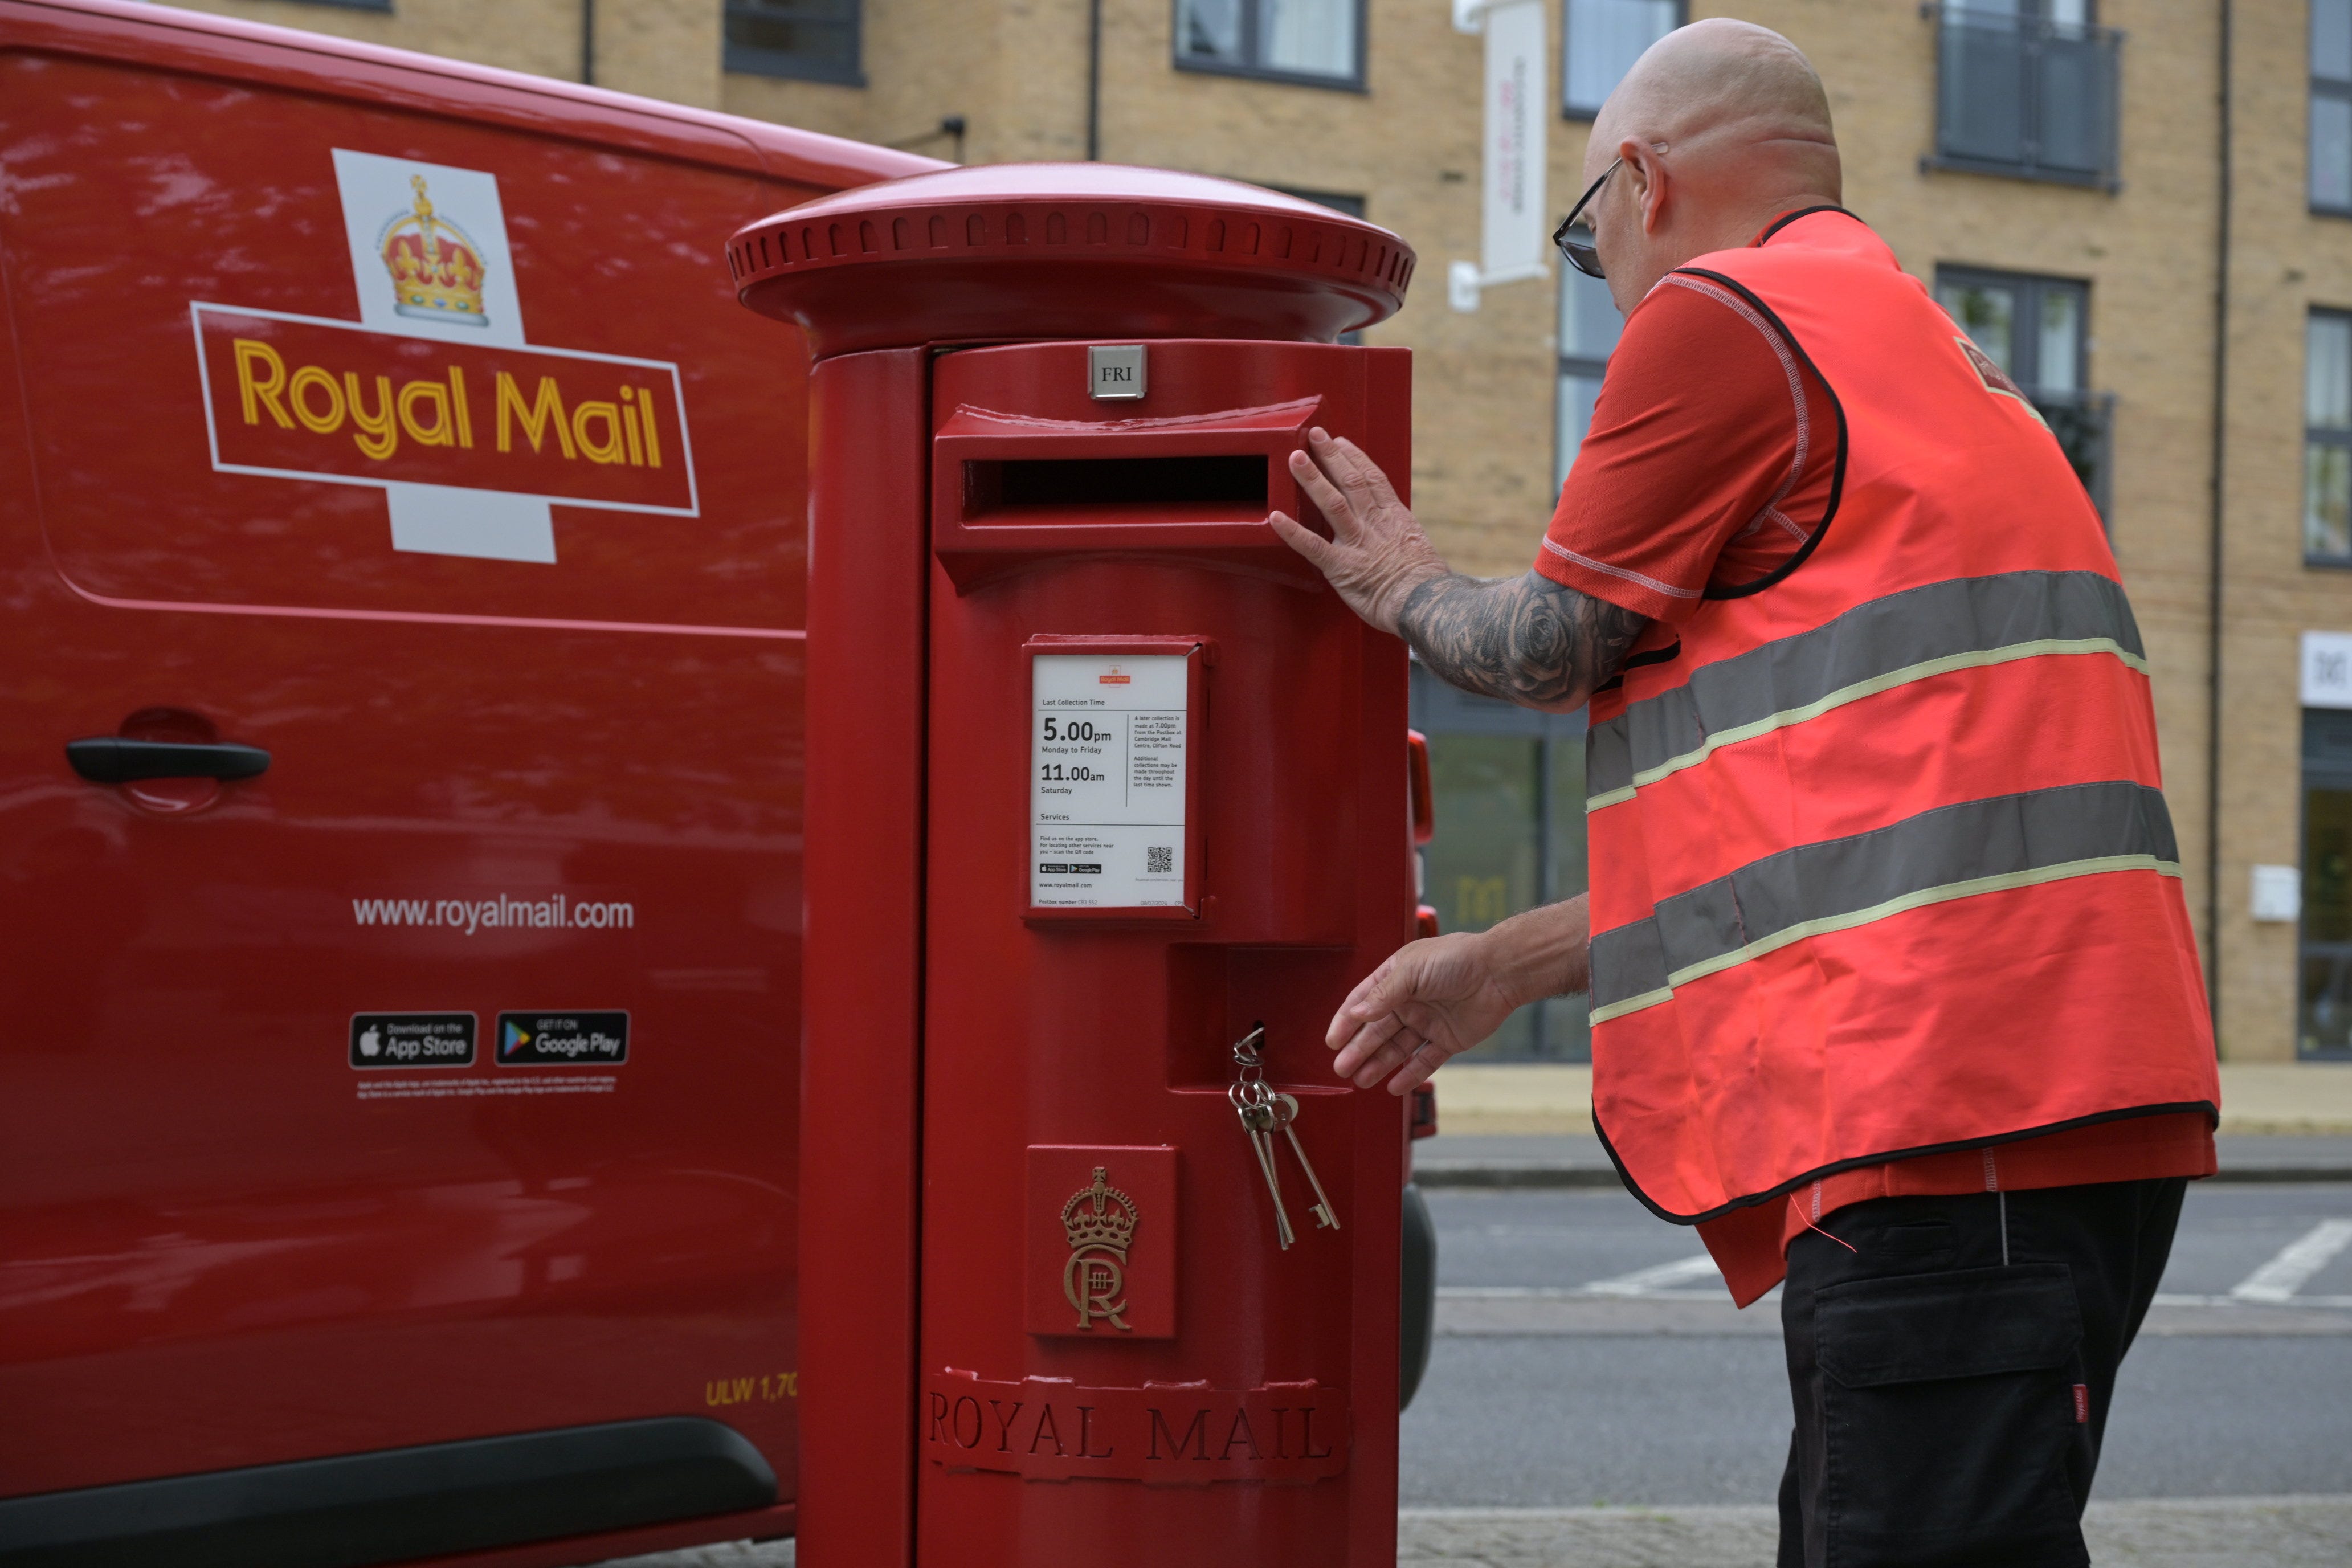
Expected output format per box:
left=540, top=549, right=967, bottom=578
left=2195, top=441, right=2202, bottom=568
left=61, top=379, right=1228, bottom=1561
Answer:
left=1551, top=158, right=1621, bottom=280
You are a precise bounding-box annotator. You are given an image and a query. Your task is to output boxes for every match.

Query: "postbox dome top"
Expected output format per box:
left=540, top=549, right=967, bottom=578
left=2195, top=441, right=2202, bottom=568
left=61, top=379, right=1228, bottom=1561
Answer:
left=728, top=162, right=1416, bottom=359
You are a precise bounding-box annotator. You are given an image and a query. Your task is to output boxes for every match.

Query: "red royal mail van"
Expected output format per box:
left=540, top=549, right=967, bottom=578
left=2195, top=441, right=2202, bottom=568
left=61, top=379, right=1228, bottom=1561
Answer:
left=0, top=3, right=936, bottom=1563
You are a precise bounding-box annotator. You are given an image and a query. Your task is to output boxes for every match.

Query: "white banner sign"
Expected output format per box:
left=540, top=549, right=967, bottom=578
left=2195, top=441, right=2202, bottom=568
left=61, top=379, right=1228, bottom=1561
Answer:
left=1480, top=0, right=1549, bottom=285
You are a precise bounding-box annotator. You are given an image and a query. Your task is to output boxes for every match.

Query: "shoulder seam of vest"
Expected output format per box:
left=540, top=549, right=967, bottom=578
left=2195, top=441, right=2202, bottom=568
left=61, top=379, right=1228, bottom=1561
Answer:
left=1756, top=205, right=1860, bottom=244
left=1591, top=1100, right=2220, bottom=1227
left=1670, top=268, right=1849, bottom=602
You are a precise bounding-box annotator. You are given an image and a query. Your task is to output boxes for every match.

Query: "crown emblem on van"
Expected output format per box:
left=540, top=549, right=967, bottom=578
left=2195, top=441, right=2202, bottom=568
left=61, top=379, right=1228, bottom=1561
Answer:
left=381, top=175, right=488, bottom=327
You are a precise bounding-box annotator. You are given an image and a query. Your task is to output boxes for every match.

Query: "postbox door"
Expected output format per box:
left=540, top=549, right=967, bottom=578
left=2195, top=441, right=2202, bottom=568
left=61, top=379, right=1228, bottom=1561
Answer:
left=916, top=340, right=1412, bottom=1567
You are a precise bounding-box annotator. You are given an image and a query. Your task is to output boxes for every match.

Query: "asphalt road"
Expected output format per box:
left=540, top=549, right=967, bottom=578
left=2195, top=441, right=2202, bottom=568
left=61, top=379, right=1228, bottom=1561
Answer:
left=1401, top=1181, right=2352, bottom=1508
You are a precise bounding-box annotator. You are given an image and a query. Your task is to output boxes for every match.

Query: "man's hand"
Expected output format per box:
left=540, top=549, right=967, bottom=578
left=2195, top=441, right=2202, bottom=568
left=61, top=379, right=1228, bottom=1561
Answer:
left=1269, top=427, right=1447, bottom=635
left=1327, top=933, right=1521, bottom=1094
left=1328, top=896, right=1595, bottom=1095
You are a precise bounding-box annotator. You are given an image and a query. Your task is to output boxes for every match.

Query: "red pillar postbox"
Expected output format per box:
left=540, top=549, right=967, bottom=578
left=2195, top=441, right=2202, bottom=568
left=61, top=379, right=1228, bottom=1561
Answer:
left=729, top=165, right=1418, bottom=1568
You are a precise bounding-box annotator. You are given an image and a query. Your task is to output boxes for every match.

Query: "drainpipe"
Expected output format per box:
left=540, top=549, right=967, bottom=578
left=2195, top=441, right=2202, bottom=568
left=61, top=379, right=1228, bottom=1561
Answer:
left=2204, top=0, right=2232, bottom=1032
left=581, top=0, right=596, bottom=85
left=1087, top=0, right=1103, bottom=160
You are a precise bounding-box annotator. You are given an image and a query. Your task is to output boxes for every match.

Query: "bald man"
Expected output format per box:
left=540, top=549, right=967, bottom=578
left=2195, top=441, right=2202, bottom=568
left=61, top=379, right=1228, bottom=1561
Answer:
left=1274, top=19, right=2219, bottom=1568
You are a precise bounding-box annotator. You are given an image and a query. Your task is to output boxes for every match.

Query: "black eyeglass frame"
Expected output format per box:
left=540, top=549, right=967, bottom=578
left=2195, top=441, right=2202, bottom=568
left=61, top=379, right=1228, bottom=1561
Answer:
left=1552, top=158, right=1622, bottom=280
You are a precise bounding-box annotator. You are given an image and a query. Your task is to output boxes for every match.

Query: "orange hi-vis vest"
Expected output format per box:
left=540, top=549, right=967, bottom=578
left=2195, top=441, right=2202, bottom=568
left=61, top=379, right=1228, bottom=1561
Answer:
left=1583, top=210, right=2220, bottom=1224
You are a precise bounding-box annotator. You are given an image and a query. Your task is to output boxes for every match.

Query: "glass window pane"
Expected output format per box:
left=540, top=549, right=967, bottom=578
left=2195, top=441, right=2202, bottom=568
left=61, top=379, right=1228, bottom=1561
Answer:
left=1177, top=0, right=1245, bottom=63
left=2045, top=0, right=2088, bottom=26
left=2037, top=287, right=2082, bottom=394
left=2317, top=0, right=2352, bottom=85
left=1557, top=371, right=1603, bottom=489
left=1261, top=0, right=1356, bottom=78
left=1938, top=11, right=2026, bottom=165
left=1425, top=735, right=1542, bottom=1060
left=2306, top=442, right=2352, bottom=559
left=1564, top=0, right=1679, bottom=115
left=1547, top=734, right=1589, bottom=901
left=2305, top=784, right=2352, bottom=944
left=1937, top=280, right=2018, bottom=374
left=725, top=0, right=858, bottom=76
left=2314, top=92, right=2352, bottom=209
left=1559, top=265, right=1622, bottom=360
left=2034, top=32, right=2108, bottom=175
left=2310, top=315, right=2352, bottom=429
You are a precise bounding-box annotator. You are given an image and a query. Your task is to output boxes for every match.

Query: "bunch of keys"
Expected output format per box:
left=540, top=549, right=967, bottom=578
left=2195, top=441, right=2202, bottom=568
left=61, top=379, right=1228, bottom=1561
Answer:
left=1228, top=1025, right=1340, bottom=1251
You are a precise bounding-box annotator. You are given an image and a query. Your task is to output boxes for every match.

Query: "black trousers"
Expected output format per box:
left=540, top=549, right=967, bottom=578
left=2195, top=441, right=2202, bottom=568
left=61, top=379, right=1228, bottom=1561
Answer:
left=1775, top=1176, right=2186, bottom=1568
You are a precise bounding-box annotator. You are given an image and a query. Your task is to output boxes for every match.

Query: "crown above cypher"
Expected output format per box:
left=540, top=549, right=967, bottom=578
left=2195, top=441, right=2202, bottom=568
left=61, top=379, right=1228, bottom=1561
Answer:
left=1061, top=1166, right=1137, bottom=1253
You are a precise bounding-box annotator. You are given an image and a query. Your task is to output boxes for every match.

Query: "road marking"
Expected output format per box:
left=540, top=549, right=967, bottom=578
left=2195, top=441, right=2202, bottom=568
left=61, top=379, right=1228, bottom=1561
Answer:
left=1578, top=1253, right=1724, bottom=1295
left=2230, top=1219, right=2352, bottom=1303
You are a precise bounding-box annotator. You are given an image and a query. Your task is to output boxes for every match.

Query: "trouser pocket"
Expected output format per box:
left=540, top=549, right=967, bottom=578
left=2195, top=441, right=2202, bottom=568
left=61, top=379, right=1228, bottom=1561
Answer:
left=1816, top=1263, right=2087, bottom=1568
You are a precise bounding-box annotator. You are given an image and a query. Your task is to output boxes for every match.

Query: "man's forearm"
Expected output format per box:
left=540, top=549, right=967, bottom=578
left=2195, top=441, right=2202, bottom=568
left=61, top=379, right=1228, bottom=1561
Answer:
left=1477, top=893, right=1594, bottom=1004
left=1398, top=570, right=1647, bottom=713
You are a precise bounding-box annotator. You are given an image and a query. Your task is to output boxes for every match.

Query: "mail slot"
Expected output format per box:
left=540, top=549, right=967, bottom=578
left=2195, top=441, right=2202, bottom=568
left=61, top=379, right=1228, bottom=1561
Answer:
left=970, top=454, right=1270, bottom=516
left=732, top=163, right=1417, bottom=1568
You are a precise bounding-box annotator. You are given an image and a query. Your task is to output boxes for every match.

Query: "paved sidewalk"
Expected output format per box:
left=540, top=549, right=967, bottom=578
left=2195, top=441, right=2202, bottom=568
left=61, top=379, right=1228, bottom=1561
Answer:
left=596, top=1496, right=2352, bottom=1567
left=1395, top=1496, right=2352, bottom=1567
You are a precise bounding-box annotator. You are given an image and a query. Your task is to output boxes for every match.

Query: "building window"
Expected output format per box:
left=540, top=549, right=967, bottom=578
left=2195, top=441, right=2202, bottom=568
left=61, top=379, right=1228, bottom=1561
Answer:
left=1927, top=2, right=2120, bottom=190
left=2302, top=709, right=2352, bottom=1059
left=2319, top=1, right=2352, bottom=213
left=1562, top=0, right=1682, bottom=120
left=1936, top=264, right=2112, bottom=517
left=1556, top=261, right=1622, bottom=488
left=1411, top=666, right=1590, bottom=1061
left=2309, top=312, right=2352, bottom=564
left=724, top=0, right=863, bottom=85
left=1175, top=0, right=1365, bottom=90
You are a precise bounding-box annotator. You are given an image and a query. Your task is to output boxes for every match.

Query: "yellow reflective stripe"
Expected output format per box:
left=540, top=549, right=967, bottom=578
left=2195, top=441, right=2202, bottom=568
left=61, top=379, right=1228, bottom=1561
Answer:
left=1586, top=638, right=2147, bottom=818
left=1587, top=853, right=2182, bottom=1026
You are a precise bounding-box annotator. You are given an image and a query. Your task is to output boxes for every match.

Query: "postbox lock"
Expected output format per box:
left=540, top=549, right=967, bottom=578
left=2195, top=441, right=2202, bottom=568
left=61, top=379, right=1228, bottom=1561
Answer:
left=1088, top=344, right=1146, bottom=401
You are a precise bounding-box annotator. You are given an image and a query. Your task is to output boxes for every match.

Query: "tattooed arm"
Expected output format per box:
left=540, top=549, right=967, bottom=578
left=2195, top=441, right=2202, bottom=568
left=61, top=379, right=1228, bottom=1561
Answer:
left=1398, top=570, right=1647, bottom=712
left=1267, top=427, right=1649, bottom=712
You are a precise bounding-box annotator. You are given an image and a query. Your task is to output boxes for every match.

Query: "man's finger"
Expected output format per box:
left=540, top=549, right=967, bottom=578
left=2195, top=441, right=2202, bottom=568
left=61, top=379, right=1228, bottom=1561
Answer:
left=1311, top=428, right=1378, bottom=504
left=1268, top=510, right=1334, bottom=567
left=1288, top=451, right=1359, bottom=541
left=1329, top=435, right=1404, bottom=512
left=1385, top=1039, right=1451, bottom=1095
left=1332, top=1011, right=1408, bottom=1078
left=1328, top=959, right=1398, bottom=1050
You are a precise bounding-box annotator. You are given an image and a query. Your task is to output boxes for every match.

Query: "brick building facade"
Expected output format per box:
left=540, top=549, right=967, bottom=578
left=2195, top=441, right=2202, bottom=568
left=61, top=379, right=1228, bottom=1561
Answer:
left=164, top=0, right=2352, bottom=1068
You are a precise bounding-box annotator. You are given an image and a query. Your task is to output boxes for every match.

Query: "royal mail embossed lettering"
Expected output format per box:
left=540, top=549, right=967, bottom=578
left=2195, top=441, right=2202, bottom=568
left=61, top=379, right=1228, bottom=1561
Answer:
left=924, top=1370, right=1347, bottom=1485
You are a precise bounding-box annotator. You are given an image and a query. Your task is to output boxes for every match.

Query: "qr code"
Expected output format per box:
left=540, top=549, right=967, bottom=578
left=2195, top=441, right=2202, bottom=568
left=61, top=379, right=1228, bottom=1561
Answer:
left=1147, top=846, right=1174, bottom=874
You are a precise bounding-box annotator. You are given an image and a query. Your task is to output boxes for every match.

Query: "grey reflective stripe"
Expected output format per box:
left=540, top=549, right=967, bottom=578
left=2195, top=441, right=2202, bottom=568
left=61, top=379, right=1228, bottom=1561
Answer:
left=1587, top=571, right=2147, bottom=810
left=1589, top=780, right=2180, bottom=1023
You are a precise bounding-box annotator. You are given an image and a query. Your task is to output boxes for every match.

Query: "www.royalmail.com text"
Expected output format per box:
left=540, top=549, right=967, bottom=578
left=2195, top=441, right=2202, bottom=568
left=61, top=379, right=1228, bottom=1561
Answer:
left=352, top=896, right=634, bottom=935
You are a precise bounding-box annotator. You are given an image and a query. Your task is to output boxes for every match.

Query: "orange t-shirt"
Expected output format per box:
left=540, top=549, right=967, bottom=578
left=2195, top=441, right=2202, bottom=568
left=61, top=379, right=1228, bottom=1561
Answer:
left=1534, top=248, right=1840, bottom=616
left=1537, top=217, right=2218, bottom=1307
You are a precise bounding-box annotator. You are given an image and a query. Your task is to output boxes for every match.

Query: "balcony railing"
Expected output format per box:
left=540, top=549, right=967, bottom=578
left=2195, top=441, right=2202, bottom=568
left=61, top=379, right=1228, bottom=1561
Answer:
left=1924, top=5, right=2122, bottom=190
left=2033, top=387, right=2116, bottom=522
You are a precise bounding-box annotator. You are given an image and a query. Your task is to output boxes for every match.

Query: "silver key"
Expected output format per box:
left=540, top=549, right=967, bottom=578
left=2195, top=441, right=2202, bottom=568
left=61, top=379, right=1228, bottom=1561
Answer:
left=1234, top=1089, right=1296, bottom=1250
left=1272, top=1093, right=1340, bottom=1231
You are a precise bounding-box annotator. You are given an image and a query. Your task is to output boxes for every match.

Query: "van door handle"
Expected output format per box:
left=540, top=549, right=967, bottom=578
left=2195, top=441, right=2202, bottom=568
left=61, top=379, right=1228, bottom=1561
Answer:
left=67, top=738, right=271, bottom=784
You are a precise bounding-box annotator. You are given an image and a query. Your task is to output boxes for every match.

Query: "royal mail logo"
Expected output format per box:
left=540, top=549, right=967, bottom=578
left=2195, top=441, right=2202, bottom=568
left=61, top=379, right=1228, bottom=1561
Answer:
left=193, top=308, right=691, bottom=512
left=1098, top=668, right=1133, bottom=685
left=186, top=149, right=698, bottom=564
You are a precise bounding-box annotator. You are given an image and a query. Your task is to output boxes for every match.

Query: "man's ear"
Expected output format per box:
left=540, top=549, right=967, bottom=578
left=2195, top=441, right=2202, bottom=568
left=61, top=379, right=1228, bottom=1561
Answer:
left=1619, top=139, right=1670, bottom=236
